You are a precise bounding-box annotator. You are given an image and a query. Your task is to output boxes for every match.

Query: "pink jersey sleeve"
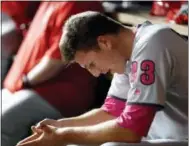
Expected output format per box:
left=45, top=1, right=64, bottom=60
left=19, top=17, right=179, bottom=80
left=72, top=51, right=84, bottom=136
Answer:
left=116, top=104, right=157, bottom=137
left=101, top=96, right=126, bottom=117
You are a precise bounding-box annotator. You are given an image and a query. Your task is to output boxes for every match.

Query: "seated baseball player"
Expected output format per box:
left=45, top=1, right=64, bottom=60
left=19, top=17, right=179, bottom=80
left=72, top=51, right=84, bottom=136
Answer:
left=16, top=11, right=188, bottom=146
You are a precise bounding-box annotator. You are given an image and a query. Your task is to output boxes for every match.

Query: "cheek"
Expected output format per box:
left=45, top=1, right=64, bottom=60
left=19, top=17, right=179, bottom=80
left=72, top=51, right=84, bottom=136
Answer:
left=115, top=59, right=125, bottom=73
left=98, top=57, right=111, bottom=68
left=105, top=56, right=115, bottom=67
left=95, top=52, right=113, bottom=68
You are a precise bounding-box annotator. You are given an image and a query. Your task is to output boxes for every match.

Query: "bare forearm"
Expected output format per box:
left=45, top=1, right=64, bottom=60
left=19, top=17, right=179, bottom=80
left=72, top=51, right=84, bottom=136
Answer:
left=57, top=108, right=115, bottom=127
left=27, top=57, right=64, bottom=86
left=57, top=120, right=141, bottom=145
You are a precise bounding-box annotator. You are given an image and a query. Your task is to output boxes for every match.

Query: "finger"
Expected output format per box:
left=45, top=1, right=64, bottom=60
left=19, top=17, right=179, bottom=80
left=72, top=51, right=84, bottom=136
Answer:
left=16, top=139, right=39, bottom=146
left=31, top=126, right=36, bottom=133
left=40, top=124, right=54, bottom=134
left=16, top=133, right=44, bottom=146
left=35, top=118, right=52, bottom=129
left=31, top=126, right=43, bottom=134
left=17, top=133, right=41, bottom=145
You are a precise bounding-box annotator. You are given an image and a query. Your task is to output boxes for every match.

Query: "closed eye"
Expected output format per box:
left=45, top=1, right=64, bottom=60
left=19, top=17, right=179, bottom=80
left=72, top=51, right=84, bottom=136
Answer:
left=87, top=62, right=96, bottom=70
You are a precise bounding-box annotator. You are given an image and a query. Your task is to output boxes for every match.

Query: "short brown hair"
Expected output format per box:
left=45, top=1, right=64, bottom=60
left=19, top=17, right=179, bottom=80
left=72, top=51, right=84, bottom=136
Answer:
left=59, top=11, right=122, bottom=62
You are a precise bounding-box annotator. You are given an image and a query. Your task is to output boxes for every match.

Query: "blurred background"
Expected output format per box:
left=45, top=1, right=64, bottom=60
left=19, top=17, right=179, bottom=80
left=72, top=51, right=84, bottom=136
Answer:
left=1, top=1, right=188, bottom=84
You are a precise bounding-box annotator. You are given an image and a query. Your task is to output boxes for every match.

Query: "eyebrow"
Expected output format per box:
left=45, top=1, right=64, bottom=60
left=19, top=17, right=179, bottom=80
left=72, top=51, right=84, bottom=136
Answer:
left=84, top=63, right=92, bottom=69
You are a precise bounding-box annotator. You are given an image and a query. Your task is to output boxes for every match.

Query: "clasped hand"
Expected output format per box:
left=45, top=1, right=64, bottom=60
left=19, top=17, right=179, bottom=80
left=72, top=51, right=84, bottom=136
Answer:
left=16, top=119, right=63, bottom=146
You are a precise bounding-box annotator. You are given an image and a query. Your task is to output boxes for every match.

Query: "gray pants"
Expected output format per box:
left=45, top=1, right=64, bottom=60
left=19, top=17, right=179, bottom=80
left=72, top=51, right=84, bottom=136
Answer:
left=101, top=139, right=188, bottom=146
left=67, top=139, right=188, bottom=146
left=2, top=89, right=62, bottom=146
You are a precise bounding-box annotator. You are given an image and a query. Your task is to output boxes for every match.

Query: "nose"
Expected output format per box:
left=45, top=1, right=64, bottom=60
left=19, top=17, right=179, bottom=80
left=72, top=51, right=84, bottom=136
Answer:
left=88, top=68, right=101, bottom=77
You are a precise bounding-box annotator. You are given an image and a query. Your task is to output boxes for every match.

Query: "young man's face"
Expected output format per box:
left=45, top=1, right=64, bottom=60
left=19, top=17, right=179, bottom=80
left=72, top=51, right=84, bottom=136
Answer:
left=75, top=35, right=126, bottom=77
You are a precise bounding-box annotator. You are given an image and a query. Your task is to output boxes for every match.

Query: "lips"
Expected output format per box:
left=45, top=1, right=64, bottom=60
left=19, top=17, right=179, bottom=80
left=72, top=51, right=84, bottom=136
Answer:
left=109, top=69, right=114, bottom=74
left=102, top=70, right=107, bottom=74
left=101, top=69, right=108, bottom=74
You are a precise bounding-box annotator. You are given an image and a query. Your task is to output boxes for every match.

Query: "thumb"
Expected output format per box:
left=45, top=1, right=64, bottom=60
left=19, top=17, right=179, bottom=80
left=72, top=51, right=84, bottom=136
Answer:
left=41, top=124, right=56, bottom=134
left=31, top=126, right=43, bottom=134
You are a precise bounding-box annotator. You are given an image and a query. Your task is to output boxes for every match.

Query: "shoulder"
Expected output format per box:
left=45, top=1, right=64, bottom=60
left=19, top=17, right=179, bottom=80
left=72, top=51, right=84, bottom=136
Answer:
left=132, top=23, right=172, bottom=59
left=135, top=22, right=171, bottom=47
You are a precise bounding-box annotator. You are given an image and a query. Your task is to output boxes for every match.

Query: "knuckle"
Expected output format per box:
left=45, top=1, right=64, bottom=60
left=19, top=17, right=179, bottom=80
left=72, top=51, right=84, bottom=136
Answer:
left=44, top=118, right=49, bottom=121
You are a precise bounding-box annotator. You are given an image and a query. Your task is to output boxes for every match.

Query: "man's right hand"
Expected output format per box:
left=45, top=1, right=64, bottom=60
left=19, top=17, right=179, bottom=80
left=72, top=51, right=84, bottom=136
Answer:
left=34, top=118, right=60, bottom=132
left=19, top=120, right=60, bottom=145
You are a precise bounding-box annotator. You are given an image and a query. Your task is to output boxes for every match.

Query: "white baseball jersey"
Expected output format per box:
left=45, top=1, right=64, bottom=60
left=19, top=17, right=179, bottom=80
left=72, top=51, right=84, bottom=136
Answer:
left=108, top=21, right=188, bottom=140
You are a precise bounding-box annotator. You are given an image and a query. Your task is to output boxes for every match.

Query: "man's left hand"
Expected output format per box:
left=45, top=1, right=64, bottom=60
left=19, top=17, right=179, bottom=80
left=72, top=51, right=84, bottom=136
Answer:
left=16, top=125, right=62, bottom=146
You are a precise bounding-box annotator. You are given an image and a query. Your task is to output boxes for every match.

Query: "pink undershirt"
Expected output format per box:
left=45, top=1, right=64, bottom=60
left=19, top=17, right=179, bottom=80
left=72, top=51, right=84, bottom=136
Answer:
left=101, top=96, right=157, bottom=137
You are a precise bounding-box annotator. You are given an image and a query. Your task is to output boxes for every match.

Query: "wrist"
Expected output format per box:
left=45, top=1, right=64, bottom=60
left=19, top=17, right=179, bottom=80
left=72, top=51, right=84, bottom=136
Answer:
left=57, top=119, right=70, bottom=127
left=55, top=127, right=72, bottom=144
left=54, top=120, right=63, bottom=127
left=22, top=75, right=32, bottom=88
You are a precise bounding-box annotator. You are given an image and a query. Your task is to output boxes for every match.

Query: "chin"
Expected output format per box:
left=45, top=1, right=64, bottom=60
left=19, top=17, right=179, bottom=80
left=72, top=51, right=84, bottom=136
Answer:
left=117, top=71, right=124, bottom=74
left=113, top=69, right=124, bottom=74
left=111, top=66, right=125, bottom=74
left=119, top=68, right=125, bottom=74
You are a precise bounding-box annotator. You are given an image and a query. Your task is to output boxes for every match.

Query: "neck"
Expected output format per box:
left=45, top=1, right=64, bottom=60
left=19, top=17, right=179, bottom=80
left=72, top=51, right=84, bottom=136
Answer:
left=117, top=26, right=135, bottom=61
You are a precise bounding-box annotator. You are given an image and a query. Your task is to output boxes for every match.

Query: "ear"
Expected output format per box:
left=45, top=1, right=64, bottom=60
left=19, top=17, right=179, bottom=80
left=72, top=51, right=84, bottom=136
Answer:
left=97, top=35, right=112, bottom=51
